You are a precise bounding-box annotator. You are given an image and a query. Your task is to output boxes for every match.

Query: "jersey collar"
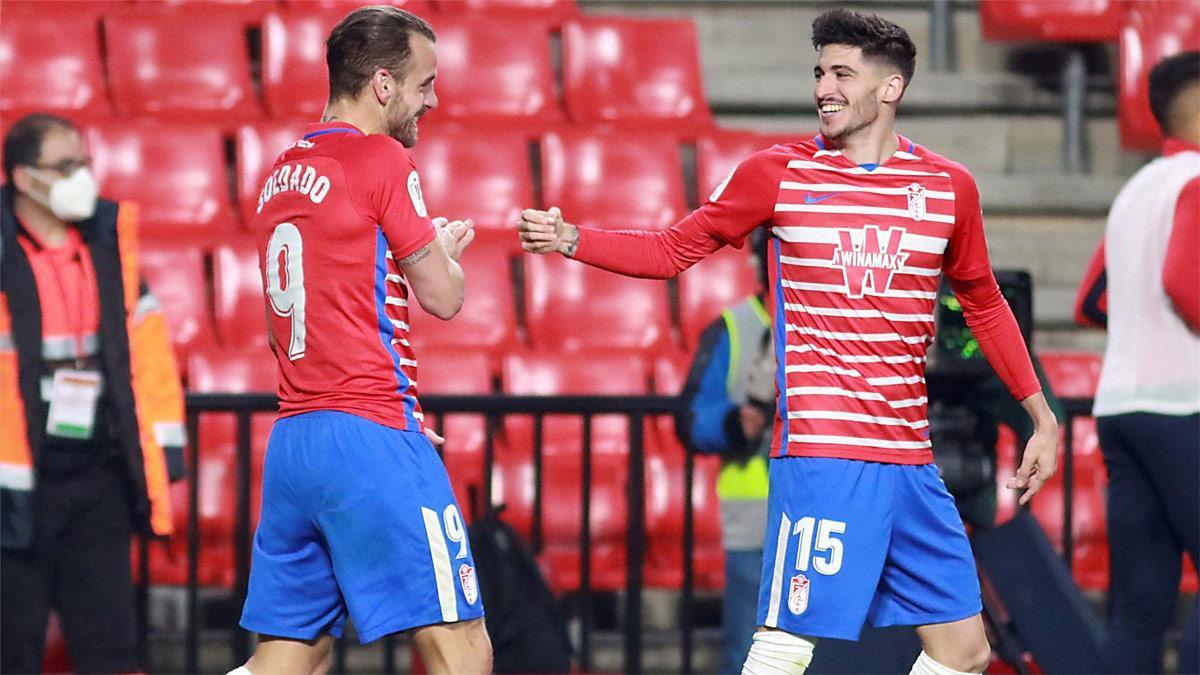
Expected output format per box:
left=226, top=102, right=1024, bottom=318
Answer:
left=814, top=133, right=917, bottom=170
left=1164, top=138, right=1199, bottom=157
left=303, top=121, right=367, bottom=140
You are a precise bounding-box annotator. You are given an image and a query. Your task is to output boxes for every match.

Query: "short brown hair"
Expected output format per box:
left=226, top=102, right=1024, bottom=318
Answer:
left=326, top=6, right=436, bottom=103
left=812, top=9, right=917, bottom=91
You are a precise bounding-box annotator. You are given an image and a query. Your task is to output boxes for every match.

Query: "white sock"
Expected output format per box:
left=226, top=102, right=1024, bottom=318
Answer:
left=909, top=650, right=979, bottom=675
left=225, top=667, right=252, bottom=675
left=741, top=630, right=816, bottom=675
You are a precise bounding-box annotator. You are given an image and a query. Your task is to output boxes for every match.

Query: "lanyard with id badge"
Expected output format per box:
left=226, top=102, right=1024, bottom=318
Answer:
left=46, top=369, right=103, bottom=439
left=38, top=231, right=104, bottom=441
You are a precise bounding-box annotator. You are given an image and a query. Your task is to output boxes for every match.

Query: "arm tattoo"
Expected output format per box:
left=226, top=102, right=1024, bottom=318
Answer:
left=398, top=244, right=433, bottom=266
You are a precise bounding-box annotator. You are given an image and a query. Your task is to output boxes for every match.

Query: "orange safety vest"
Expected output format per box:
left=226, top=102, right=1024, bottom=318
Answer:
left=0, top=199, right=183, bottom=546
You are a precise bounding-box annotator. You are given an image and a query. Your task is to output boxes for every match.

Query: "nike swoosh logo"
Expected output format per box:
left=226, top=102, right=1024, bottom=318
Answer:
left=805, top=193, right=836, bottom=204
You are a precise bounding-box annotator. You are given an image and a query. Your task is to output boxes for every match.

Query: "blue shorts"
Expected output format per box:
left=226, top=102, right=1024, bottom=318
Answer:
left=239, top=411, right=484, bottom=643
left=756, top=457, right=981, bottom=640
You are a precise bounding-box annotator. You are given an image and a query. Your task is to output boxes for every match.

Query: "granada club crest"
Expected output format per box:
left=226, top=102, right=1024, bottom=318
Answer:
left=459, top=563, right=478, bottom=605
left=906, top=183, right=927, bottom=221
left=789, top=574, right=810, bottom=615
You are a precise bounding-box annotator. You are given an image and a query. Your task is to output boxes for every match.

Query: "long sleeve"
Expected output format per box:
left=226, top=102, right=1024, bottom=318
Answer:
left=1163, top=176, right=1199, bottom=333
left=572, top=146, right=787, bottom=278
left=943, top=166, right=1041, bottom=401
left=1074, top=238, right=1107, bottom=328
left=573, top=214, right=724, bottom=279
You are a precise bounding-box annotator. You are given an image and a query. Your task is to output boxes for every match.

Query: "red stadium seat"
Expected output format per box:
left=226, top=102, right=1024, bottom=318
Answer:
left=424, top=17, right=564, bottom=129
left=213, top=238, right=269, bottom=349
left=280, top=0, right=433, bottom=14
left=498, top=350, right=650, bottom=591
left=188, top=345, right=277, bottom=394
left=1, top=0, right=112, bottom=21
left=0, top=9, right=109, bottom=119
left=406, top=129, right=536, bottom=229
left=1039, top=351, right=1102, bottom=398
left=979, top=0, right=1122, bottom=42
left=1119, top=0, right=1200, bottom=150
left=40, top=613, right=72, bottom=673
left=525, top=253, right=673, bottom=351
left=158, top=0, right=274, bottom=22
left=418, top=347, right=496, bottom=519
left=235, top=121, right=308, bottom=226
left=85, top=122, right=236, bottom=236
left=433, top=0, right=576, bottom=24
left=187, top=346, right=277, bottom=545
left=407, top=231, right=519, bottom=352
left=541, top=129, right=688, bottom=231
left=677, top=246, right=763, bottom=349
left=104, top=9, right=262, bottom=124
left=1028, top=417, right=1110, bottom=591
left=153, top=347, right=276, bottom=588
left=561, top=16, right=713, bottom=135
left=138, top=239, right=216, bottom=363
left=500, top=350, right=650, bottom=455
left=696, top=129, right=812, bottom=207
left=645, top=436, right=724, bottom=590
left=261, top=9, right=345, bottom=120
left=646, top=354, right=724, bottom=590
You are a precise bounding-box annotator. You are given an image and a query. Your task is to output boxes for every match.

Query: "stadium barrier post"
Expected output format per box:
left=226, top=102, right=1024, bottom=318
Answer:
left=235, top=412, right=253, bottom=662
left=624, top=411, right=647, bottom=675
left=682, top=445, right=696, bottom=675
left=186, top=412, right=201, bottom=674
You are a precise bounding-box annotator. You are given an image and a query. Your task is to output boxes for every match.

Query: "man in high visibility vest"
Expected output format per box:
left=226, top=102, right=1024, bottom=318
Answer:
left=678, top=229, right=774, bottom=674
left=1, top=113, right=185, bottom=673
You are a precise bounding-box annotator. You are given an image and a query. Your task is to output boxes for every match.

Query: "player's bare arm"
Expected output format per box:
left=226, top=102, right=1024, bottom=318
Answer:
left=402, top=218, right=473, bottom=319
left=518, top=206, right=579, bottom=257
left=1007, top=392, right=1059, bottom=505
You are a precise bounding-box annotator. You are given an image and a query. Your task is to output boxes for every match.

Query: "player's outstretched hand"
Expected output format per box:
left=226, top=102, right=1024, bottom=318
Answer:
left=434, top=216, right=475, bottom=262
left=518, top=206, right=579, bottom=257
left=1007, top=424, right=1059, bottom=506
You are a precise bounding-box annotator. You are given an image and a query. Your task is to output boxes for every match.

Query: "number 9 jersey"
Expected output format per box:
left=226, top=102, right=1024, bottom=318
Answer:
left=253, top=123, right=435, bottom=432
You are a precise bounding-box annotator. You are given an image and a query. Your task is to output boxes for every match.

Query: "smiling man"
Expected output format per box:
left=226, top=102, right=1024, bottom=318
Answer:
left=518, top=8, right=1059, bottom=675
left=229, top=7, right=488, bottom=675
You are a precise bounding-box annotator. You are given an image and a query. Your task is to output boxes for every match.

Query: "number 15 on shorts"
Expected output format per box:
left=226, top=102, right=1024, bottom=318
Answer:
left=775, top=515, right=846, bottom=616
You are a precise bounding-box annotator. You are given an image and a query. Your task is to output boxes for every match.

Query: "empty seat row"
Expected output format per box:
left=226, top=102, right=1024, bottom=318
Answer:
left=979, top=0, right=1200, bottom=149
left=50, top=123, right=809, bottom=236
left=140, top=229, right=764, bottom=375
left=0, top=7, right=710, bottom=135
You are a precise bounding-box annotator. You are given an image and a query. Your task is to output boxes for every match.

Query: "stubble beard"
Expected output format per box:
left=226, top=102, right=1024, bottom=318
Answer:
left=388, top=100, right=421, bottom=148
left=825, top=101, right=879, bottom=144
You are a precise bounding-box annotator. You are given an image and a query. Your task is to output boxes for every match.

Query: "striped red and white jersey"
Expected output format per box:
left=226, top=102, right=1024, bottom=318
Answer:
left=694, top=135, right=995, bottom=464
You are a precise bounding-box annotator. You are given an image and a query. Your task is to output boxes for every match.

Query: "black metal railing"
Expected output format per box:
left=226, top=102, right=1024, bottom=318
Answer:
left=169, top=393, right=685, bottom=674
left=142, top=392, right=1097, bottom=674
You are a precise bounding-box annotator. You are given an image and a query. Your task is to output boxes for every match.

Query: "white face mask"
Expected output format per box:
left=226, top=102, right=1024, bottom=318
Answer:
left=26, top=166, right=99, bottom=222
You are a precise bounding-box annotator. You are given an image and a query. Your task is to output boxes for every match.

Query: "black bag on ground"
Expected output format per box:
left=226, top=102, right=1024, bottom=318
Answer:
left=469, top=506, right=573, bottom=673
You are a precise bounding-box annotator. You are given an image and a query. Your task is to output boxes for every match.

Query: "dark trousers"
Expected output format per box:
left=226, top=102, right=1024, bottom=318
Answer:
left=1, top=461, right=138, bottom=674
left=1098, top=412, right=1200, bottom=674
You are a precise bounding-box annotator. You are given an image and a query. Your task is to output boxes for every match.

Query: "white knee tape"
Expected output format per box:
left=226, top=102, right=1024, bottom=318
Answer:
left=226, top=667, right=253, bottom=675
left=909, top=650, right=978, bottom=675
left=741, top=630, right=816, bottom=675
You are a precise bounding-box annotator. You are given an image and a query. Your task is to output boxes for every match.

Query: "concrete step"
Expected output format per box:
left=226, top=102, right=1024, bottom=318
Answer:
left=583, top=0, right=1117, bottom=115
